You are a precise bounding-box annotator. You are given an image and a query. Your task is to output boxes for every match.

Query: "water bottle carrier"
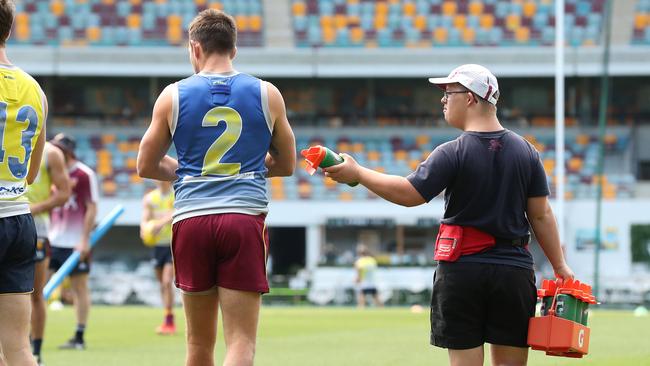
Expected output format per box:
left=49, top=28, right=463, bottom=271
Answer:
left=527, top=278, right=597, bottom=358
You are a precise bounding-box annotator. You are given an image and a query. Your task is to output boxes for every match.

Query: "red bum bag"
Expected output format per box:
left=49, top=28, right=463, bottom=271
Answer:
left=433, top=224, right=496, bottom=262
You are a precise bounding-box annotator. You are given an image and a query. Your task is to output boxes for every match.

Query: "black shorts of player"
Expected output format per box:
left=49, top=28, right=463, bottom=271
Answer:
left=34, top=237, right=51, bottom=263
left=0, top=214, right=37, bottom=294
left=361, top=288, right=378, bottom=296
left=152, top=245, right=173, bottom=269
left=49, top=247, right=91, bottom=275
left=430, top=262, right=536, bottom=349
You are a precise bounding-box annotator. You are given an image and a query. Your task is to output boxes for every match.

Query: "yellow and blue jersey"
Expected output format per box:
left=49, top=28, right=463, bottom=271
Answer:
left=0, top=64, right=45, bottom=219
left=355, top=256, right=378, bottom=289
left=170, top=71, right=273, bottom=223
left=26, top=143, right=51, bottom=236
left=142, top=188, right=174, bottom=247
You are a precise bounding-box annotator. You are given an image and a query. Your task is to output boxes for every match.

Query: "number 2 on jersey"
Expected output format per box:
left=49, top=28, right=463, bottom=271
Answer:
left=0, top=101, right=40, bottom=179
left=201, top=106, right=243, bottom=176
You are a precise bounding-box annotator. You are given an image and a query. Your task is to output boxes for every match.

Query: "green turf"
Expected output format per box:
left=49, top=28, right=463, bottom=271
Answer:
left=40, top=306, right=650, bottom=365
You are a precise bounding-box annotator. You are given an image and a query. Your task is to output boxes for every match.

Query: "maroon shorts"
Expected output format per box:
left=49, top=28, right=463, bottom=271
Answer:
left=172, top=213, right=269, bottom=294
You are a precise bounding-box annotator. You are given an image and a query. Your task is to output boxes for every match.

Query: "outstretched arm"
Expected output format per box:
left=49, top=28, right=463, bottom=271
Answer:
left=324, top=154, right=425, bottom=207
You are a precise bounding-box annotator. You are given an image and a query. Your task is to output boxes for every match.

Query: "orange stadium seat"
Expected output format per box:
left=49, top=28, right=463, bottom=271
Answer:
left=129, top=0, right=142, bottom=5
left=236, top=15, right=250, bottom=31
left=292, top=2, right=306, bottom=17
left=102, top=0, right=114, bottom=5
left=506, top=14, right=521, bottom=30
left=127, top=14, right=141, bottom=29
left=523, top=1, right=537, bottom=18
left=442, top=1, right=457, bottom=16
left=469, top=2, right=483, bottom=16
left=634, top=14, right=647, bottom=29
left=321, top=15, right=333, bottom=29
left=351, top=27, right=365, bottom=43
left=394, top=150, right=408, bottom=161
left=454, top=15, right=467, bottom=30
left=51, top=1, right=65, bottom=17
left=374, top=15, right=387, bottom=29
left=515, top=27, right=530, bottom=43
left=334, top=15, right=347, bottom=29
left=367, top=151, right=380, bottom=162
left=15, top=24, right=29, bottom=41
left=403, top=2, right=416, bottom=17
left=414, top=15, right=427, bottom=31
left=376, top=2, right=388, bottom=16
left=576, top=134, right=590, bottom=145
left=209, top=2, right=223, bottom=11
left=463, top=28, right=476, bottom=44
left=130, top=173, right=142, bottom=184
left=480, top=14, right=495, bottom=29
left=434, top=27, right=448, bottom=44
left=250, top=15, right=263, bottom=32
left=322, top=27, right=336, bottom=44
left=339, top=192, right=353, bottom=201
left=101, top=134, right=116, bottom=145
left=102, top=180, right=117, bottom=196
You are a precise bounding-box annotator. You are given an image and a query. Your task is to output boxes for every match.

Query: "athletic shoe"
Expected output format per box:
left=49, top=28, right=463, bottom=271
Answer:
left=58, top=338, right=85, bottom=350
left=156, top=323, right=176, bottom=335
left=35, top=355, right=45, bottom=366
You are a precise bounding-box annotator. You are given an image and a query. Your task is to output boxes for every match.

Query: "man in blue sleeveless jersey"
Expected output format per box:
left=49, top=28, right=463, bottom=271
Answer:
left=137, top=9, right=295, bottom=366
left=0, top=1, right=47, bottom=365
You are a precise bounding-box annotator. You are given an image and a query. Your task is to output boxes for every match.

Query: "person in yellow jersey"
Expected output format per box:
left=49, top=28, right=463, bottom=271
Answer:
left=0, top=1, right=47, bottom=365
left=26, top=141, right=71, bottom=365
left=354, top=244, right=383, bottom=308
left=140, top=180, right=176, bottom=335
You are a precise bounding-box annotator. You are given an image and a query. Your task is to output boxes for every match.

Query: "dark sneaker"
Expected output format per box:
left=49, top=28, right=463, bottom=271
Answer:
left=58, top=338, right=85, bottom=350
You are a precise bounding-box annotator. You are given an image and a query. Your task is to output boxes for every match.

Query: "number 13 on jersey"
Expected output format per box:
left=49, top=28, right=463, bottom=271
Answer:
left=0, top=101, right=40, bottom=180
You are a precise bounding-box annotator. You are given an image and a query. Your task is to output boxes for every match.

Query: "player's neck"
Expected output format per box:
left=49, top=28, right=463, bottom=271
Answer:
left=463, top=116, right=503, bottom=132
left=199, top=55, right=234, bottom=75
left=0, top=48, right=11, bottom=65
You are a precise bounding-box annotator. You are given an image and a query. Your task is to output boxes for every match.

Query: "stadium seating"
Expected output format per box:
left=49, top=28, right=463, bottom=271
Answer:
left=292, top=0, right=605, bottom=48
left=65, top=127, right=634, bottom=201
left=9, top=0, right=264, bottom=47
left=633, top=0, right=650, bottom=44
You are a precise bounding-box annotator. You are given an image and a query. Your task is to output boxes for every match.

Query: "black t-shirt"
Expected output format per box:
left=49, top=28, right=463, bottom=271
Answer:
left=406, top=129, right=549, bottom=269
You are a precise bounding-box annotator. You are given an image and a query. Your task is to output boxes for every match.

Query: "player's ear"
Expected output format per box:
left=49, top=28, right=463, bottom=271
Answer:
left=230, top=46, right=237, bottom=60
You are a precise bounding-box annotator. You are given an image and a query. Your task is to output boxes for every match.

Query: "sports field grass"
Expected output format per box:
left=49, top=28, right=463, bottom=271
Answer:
left=40, top=306, right=649, bottom=365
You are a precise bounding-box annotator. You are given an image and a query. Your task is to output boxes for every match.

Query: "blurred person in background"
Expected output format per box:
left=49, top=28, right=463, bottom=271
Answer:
left=27, top=141, right=71, bottom=365
left=325, top=64, right=573, bottom=366
left=0, top=0, right=47, bottom=364
left=48, top=133, right=99, bottom=351
left=354, top=244, right=382, bottom=308
left=140, top=180, right=176, bottom=335
left=137, top=9, right=295, bottom=366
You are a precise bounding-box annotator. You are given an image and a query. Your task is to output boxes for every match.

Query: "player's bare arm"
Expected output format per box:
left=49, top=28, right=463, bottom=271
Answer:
left=265, top=82, right=296, bottom=177
left=324, top=154, right=426, bottom=207
left=77, top=201, right=97, bottom=260
left=27, top=93, right=48, bottom=184
left=30, top=144, right=71, bottom=215
left=527, top=196, right=574, bottom=280
left=137, top=85, right=178, bottom=182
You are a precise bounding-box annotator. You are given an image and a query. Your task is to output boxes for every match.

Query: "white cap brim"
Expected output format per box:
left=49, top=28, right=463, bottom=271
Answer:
left=428, top=77, right=454, bottom=89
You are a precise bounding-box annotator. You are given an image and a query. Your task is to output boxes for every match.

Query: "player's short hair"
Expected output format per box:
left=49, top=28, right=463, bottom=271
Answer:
left=0, top=0, right=15, bottom=46
left=189, top=9, right=237, bottom=56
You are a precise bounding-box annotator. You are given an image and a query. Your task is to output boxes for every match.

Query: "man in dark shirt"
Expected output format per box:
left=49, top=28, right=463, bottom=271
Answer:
left=325, top=64, right=574, bottom=366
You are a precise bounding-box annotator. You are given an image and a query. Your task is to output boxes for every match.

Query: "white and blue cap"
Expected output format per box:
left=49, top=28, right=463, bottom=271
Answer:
left=428, top=64, right=500, bottom=106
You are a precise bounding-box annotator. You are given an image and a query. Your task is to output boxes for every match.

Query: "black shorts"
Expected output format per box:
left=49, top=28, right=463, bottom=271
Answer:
left=34, top=237, right=51, bottom=263
left=430, top=262, right=536, bottom=349
left=0, top=214, right=37, bottom=294
left=152, top=245, right=173, bottom=269
left=361, top=288, right=377, bottom=295
left=49, top=247, right=91, bottom=275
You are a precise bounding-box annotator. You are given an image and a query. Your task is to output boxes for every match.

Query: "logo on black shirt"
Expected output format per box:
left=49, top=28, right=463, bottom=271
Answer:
left=488, top=139, right=503, bottom=152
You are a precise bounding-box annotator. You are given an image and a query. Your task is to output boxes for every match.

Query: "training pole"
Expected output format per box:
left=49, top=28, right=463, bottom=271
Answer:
left=555, top=0, right=566, bottom=250
left=43, top=205, right=125, bottom=300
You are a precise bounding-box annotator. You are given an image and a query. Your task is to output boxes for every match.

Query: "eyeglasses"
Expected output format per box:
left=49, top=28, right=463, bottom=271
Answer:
left=442, top=90, right=469, bottom=100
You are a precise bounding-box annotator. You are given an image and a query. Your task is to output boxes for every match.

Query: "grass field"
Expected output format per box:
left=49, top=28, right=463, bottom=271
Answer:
left=39, top=306, right=649, bottom=366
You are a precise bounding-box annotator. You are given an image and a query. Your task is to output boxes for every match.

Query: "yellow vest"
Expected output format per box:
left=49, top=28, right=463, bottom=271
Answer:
left=142, top=188, right=174, bottom=246
left=0, top=65, right=46, bottom=218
